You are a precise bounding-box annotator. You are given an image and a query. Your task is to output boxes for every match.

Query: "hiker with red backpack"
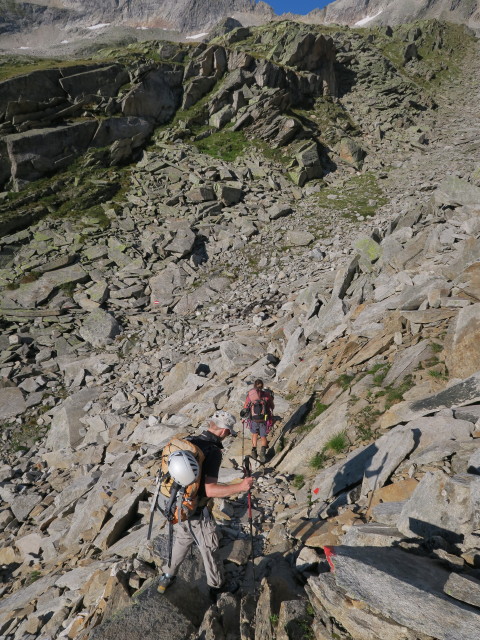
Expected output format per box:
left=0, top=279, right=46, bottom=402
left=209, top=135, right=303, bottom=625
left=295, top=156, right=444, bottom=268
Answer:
left=156, top=411, right=254, bottom=600
left=241, top=379, right=274, bottom=464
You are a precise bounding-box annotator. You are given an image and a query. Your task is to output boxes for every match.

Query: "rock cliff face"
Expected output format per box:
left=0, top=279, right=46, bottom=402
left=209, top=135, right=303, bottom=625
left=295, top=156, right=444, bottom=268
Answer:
left=0, top=0, right=274, bottom=35
left=308, top=0, right=480, bottom=29
left=1, top=16, right=480, bottom=640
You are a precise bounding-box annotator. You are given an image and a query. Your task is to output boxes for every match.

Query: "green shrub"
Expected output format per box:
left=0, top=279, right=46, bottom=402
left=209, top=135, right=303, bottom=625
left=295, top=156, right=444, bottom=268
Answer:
left=430, top=342, right=444, bottom=353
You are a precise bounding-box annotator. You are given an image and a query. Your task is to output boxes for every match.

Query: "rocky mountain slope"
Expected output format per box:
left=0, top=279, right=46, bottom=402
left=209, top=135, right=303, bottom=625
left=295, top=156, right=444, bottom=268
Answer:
left=0, top=0, right=274, bottom=36
left=1, top=17, right=480, bottom=640
left=306, top=0, right=480, bottom=29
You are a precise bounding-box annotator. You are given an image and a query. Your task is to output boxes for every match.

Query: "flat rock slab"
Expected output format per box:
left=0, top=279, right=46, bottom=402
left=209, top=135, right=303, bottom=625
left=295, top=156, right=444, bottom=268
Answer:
left=307, top=573, right=418, bottom=640
left=381, top=371, right=480, bottom=429
left=341, top=523, right=403, bottom=547
left=360, top=427, right=416, bottom=497
left=311, top=442, right=377, bottom=503
left=0, top=386, right=26, bottom=419
left=382, top=339, right=433, bottom=388
left=329, top=545, right=480, bottom=640
left=7, top=264, right=88, bottom=308
left=434, top=175, right=480, bottom=207
left=444, top=572, right=480, bottom=608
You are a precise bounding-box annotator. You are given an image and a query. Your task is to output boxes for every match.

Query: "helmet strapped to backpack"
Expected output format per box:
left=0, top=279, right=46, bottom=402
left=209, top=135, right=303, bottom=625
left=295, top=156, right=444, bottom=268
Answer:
left=168, top=450, right=200, bottom=487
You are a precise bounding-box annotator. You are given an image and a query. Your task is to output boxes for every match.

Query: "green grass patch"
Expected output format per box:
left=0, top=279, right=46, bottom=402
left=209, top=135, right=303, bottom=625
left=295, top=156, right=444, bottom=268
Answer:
left=311, top=401, right=329, bottom=420
left=350, top=405, right=382, bottom=441
left=430, top=342, right=444, bottom=354
left=369, top=363, right=391, bottom=386
left=292, top=474, right=305, bottom=490
left=325, top=432, right=349, bottom=453
left=25, top=570, right=42, bottom=586
left=428, top=369, right=448, bottom=380
left=384, top=375, right=415, bottom=409
left=193, top=129, right=249, bottom=162
left=309, top=450, right=327, bottom=471
left=313, top=172, right=388, bottom=221
left=337, top=373, right=355, bottom=390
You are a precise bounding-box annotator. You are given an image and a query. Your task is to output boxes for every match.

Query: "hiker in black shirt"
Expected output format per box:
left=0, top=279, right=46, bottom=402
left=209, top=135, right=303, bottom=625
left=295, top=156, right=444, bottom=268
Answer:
left=158, top=411, right=253, bottom=599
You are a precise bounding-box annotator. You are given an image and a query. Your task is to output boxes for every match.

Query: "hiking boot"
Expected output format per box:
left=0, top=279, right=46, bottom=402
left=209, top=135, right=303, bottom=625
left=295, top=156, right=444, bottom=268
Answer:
left=259, top=446, right=267, bottom=464
left=251, top=447, right=258, bottom=460
left=157, top=573, right=175, bottom=594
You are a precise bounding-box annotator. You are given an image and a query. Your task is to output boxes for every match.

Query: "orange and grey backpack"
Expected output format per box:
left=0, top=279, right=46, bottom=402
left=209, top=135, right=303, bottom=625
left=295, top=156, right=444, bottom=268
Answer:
left=147, top=436, right=207, bottom=565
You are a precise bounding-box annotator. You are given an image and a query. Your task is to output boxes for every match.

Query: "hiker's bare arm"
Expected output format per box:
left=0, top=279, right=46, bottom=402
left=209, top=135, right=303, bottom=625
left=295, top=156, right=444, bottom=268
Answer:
left=204, top=476, right=254, bottom=498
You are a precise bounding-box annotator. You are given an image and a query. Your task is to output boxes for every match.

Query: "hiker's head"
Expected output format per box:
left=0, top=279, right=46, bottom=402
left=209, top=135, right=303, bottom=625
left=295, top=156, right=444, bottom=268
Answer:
left=254, top=379, right=264, bottom=391
left=208, top=410, right=237, bottom=438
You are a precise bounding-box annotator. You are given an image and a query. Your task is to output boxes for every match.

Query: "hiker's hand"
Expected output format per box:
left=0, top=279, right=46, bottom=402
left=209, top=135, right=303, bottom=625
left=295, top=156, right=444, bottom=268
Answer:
left=241, top=477, right=254, bottom=492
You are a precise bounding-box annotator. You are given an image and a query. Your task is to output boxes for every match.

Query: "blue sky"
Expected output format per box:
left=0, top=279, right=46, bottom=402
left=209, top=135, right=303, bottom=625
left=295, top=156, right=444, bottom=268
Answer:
left=268, top=0, right=333, bottom=15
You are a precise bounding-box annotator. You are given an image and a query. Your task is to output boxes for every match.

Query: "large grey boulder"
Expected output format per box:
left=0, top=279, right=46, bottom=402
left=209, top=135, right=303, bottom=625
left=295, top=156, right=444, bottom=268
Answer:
left=0, top=386, right=26, bottom=420
left=434, top=176, right=480, bottom=207
left=397, top=471, right=480, bottom=542
left=122, top=69, right=177, bottom=124
left=59, top=65, right=128, bottom=99
left=4, top=122, right=97, bottom=189
left=164, top=226, right=196, bottom=258
left=45, top=387, right=100, bottom=450
left=79, top=310, right=122, bottom=347
left=324, top=546, right=480, bottom=640
left=149, top=264, right=187, bottom=308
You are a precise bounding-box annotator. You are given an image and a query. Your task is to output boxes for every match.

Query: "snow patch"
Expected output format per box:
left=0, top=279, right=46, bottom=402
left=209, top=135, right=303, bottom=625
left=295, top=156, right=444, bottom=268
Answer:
left=61, top=40, right=69, bottom=44
left=18, top=46, right=31, bottom=50
left=87, top=23, right=111, bottom=31
left=136, top=26, right=148, bottom=30
left=186, top=32, right=209, bottom=40
left=355, top=10, right=383, bottom=27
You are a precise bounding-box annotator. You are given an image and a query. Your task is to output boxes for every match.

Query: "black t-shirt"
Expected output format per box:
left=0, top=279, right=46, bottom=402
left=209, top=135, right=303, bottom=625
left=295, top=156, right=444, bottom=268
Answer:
left=189, top=431, right=223, bottom=500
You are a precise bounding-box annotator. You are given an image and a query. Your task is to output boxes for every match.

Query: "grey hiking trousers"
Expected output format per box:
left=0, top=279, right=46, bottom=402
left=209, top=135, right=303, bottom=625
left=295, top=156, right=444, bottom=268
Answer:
left=163, top=509, right=224, bottom=588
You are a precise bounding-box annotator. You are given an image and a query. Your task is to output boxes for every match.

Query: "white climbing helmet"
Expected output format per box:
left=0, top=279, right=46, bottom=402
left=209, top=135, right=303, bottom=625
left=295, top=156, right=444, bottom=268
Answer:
left=167, top=450, right=200, bottom=487
left=210, top=410, right=237, bottom=436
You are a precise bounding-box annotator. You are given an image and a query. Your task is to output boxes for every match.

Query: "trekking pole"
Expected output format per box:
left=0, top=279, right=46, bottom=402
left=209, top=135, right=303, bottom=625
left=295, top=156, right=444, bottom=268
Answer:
left=243, top=455, right=256, bottom=594
left=241, top=419, right=246, bottom=462
left=147, top=472, right=161, bottom=541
